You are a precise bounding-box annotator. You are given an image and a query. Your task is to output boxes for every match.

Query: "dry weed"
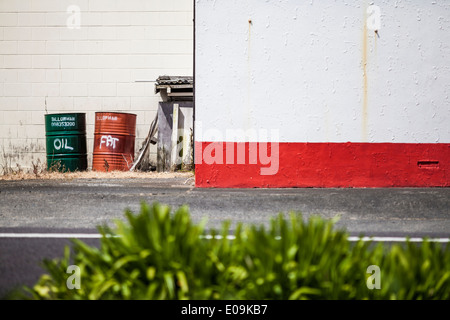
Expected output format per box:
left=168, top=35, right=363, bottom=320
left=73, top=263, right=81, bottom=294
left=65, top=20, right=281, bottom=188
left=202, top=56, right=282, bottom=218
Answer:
left=0, top=168, right=194, bottom=181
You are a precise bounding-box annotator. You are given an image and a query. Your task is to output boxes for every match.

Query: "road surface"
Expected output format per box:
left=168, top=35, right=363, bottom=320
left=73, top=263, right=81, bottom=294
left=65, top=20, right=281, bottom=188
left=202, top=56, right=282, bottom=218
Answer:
left=0, top=176, right=449, bottom=298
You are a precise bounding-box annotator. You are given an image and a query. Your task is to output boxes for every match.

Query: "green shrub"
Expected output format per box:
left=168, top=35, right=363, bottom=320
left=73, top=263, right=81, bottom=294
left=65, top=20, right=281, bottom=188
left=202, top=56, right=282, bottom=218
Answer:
left=19, top=202, right=450, bottom=300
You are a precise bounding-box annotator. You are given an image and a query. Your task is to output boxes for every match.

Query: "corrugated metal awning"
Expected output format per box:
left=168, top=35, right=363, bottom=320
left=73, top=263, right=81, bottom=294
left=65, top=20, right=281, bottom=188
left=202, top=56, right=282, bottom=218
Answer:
left=155, top=75, right=193, bottom=101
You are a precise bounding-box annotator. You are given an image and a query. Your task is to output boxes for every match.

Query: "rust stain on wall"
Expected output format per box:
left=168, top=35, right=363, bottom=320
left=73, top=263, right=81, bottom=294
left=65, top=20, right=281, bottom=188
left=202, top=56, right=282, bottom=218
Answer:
left=246, top=19, right=253, bottom=131
left=362, top=17, right=369, bottom=142
left=248, top=19, right=252, bottom=89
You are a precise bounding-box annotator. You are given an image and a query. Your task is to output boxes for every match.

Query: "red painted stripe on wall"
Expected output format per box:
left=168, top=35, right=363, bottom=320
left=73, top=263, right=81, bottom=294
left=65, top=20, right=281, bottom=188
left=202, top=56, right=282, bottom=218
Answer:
left=194, top=142, right=449, bottom=188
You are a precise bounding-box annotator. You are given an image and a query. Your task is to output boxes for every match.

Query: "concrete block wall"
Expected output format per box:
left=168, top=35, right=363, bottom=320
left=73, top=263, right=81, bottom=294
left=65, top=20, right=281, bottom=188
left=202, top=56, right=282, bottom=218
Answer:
left=0, top=0, right=193, bottom=172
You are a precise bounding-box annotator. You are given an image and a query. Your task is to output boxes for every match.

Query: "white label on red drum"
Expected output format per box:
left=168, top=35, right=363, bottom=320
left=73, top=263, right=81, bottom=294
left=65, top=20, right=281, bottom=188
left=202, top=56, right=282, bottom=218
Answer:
left=97, top=115, right=118, bottom=121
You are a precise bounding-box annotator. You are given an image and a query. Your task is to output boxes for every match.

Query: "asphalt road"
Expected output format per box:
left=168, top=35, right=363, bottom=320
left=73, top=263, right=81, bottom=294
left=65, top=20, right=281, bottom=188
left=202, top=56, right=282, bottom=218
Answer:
left=0, top=176, right=449, bottom=298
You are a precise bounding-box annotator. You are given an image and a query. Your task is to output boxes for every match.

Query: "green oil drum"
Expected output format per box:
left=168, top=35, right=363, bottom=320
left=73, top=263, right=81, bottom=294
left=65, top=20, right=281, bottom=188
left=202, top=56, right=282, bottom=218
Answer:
left=45, top=113, right=87, bottom=172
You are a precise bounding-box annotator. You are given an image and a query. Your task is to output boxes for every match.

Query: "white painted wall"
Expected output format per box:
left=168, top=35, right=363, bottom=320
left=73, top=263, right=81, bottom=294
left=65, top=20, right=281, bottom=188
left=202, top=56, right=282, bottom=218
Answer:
left=195, top=0, right=450, bottom=143
left=0, top=0, right=193, bottom=171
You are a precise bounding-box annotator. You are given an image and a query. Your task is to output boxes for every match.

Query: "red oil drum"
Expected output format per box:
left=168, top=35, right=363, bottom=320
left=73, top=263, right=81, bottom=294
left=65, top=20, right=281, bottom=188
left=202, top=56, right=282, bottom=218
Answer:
left=92, top=112, right=137, bottom=171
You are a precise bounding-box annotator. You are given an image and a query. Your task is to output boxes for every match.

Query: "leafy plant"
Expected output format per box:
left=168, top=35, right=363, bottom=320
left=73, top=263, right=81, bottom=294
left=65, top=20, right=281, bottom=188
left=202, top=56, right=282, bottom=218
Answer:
left=17, top=202, right=450, bottom=300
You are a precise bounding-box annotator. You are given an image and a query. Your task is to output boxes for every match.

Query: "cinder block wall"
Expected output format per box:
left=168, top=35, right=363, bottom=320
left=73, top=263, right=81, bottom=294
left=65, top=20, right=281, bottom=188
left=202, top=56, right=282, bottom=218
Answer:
left=0, top=0, right=193, bottom=172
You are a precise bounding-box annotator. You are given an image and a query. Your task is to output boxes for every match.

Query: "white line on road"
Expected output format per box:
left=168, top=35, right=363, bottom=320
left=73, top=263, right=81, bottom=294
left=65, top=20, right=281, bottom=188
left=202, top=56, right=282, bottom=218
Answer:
left=202, top=235, right=450, bottom=243
left=0, top=233, right=449, bottom=243
left=0, top=233, right=103, bottom=238
left=346, top=236, right=450, bottom=243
